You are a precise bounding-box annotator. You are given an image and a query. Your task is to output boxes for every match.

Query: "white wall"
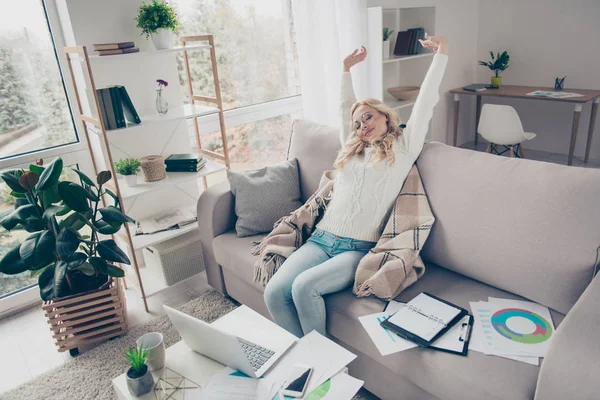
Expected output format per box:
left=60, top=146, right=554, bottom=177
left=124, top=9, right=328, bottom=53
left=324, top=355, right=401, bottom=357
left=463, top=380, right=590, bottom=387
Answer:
left=471, top=0, right=600, bottom=158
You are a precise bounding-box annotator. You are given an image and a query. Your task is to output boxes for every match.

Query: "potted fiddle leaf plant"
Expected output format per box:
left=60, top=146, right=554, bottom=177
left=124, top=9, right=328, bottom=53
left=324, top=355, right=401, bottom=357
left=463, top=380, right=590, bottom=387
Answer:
left=383, top=27, right=394, bottom=59
left=0, top=158, right=134, bottom=353
left=479, top=50, right=510, bottom=87
left=135, top=0, right=180, bottom=50
left=125, top=347, right=154, bottom=397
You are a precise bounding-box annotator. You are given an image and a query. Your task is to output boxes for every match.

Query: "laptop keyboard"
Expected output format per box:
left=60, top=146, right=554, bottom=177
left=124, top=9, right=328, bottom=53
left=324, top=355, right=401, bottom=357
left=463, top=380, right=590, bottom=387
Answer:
left=238, top=337, right=276, bottom=371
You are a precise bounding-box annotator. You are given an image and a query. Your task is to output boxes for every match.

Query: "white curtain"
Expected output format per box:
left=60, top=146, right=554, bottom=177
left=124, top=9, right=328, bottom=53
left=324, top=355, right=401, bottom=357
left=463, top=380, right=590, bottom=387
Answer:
left=292, top=0, right=368, bottom=127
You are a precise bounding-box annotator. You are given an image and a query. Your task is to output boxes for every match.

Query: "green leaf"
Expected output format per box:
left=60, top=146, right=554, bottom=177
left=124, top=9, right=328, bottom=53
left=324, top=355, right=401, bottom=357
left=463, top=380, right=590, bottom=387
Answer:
left=56, top=205, right=71, bottom=217
left=41, top=185, right=61, bottom=206
left=85, top=186, right=100, bottom=202
left=97, top=170, right=112, bottom=185
left=0, top=245, right=30, bottom=275
left=21, top=216, right=45, bottom=233
left=53, top=260, right=68, bottom=298
left=72, top=169, right=96, bottom=187
left=93, top=219, right=122, bottom=235
left=30, top=267, right=45, bottom=278
left=29, top=164, right=45, bottom=175
left=10, top=191, right=26, bottom=199
left=1, top=170, right=26, bottom=193
left=57, top=181, right=91, bottom=213
left=99, top=206, right=135, bottom=224
left=36, top=158, right=63, bottom=191
left=64, top=252, right=87, bottom=270
left=0, top=204, right=37, bottom=230
left=88, top=256, right=108, bottom=274
left=104, top=188, right=120, bottom=207
left=19, top=172, right=39, bottom=191
left=59, top=211, right=91, bottom=231
left=56, top=227, right=82, bottom=257
left=42, top=205, right=67, bottom=221
left=97, top=239, right=131, bottom=264
left=19, top=231, right=55, bottom=268
left=76, top=262, right=96, bottom=276
left=106, top=263, right=125, bottom=278
left=39, top=264, right=57, bottom=301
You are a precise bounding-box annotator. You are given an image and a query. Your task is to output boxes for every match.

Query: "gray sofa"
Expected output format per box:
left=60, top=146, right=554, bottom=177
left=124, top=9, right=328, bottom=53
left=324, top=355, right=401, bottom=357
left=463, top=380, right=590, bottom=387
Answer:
left=197, top=119, right=600, bottom=400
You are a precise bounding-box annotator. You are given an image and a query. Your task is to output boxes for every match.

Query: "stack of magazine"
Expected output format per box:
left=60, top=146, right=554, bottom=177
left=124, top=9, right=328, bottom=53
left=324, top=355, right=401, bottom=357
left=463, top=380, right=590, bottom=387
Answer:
left=135, top=208, right=197, bottom=235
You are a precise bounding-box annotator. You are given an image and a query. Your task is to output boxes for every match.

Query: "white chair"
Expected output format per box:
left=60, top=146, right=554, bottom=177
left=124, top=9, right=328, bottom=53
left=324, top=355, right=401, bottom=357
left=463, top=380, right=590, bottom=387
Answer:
left=477, top=104, right=536, bottom=158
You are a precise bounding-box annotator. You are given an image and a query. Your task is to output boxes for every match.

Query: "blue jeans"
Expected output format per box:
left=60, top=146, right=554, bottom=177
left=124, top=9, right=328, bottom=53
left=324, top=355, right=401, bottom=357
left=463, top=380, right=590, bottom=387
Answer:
left=263, top=228, right=376, bottom=337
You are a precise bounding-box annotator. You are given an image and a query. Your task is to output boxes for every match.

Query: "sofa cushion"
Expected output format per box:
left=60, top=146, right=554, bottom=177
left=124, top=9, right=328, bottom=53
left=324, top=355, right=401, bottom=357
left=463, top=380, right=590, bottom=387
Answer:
left=326, top=263, right=566, bottom=400
left=417, top=142, right=600, bottom=315
left=228, top=158, right=302, bottom=237
left=212, top=230, right=266, bottom=292
left=288, top=119, right=341, bottom=202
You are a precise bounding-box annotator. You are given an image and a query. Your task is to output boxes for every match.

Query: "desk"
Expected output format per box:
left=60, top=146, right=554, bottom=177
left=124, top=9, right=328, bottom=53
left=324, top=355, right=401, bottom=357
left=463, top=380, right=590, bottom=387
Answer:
left=450, top=85, right=600, bottom=165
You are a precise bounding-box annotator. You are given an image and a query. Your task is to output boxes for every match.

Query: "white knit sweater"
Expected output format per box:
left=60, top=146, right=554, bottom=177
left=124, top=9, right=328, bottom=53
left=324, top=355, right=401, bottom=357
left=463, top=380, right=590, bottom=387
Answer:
left=316, top=53, right=448, bottom=242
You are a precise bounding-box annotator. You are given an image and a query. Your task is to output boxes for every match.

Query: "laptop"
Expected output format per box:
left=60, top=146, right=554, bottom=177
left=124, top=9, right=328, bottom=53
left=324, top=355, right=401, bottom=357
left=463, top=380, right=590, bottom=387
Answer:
left=163, top=305, right=295, bottom=378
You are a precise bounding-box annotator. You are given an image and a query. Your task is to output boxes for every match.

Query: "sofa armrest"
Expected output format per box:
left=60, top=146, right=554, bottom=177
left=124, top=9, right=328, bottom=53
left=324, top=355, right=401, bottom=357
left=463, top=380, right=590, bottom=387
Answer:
left=197, top=180, right=236, bottom=294
left=534, top=272, right=600, bottom=399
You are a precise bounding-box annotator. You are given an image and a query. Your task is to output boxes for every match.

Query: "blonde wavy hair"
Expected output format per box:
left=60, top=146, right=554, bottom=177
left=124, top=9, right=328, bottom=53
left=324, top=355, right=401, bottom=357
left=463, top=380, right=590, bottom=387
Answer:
left=334, top=99, right=403, bottom=169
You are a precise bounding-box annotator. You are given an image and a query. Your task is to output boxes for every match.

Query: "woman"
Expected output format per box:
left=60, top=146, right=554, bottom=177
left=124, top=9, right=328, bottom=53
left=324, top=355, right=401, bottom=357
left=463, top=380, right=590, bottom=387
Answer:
left=264, top=34, right=449, bottom=338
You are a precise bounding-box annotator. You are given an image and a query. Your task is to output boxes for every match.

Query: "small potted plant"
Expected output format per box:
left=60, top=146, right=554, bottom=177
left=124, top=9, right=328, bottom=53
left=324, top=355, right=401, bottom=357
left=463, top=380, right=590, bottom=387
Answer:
left=114, top=158, right=141, bottom=187
left=135, top=0, right=180, bottom=50
left=125, top=347, right=154, bottom=397
left=479, top=50, right=510, bottom=87
left=383, top=27, right=394, bottom=59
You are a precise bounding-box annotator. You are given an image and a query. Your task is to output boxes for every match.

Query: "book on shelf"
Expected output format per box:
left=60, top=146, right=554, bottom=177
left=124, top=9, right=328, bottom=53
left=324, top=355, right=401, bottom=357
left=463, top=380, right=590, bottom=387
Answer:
left=93, top=41, right=135, bottom=51
left=117, top=86, right=141, bottom=124
left=393, top=28, right=425, bottom=56
left=135, top=208, right=197, bottom=235
left=165, top=160, right=207, bottom=172
left=97, top=47, right=140, bottom=56
left=96, top=88, right=116, bottom=129
left=165, top=153, right=204, bottom=163
left=108, top=86, right=126, bottom=128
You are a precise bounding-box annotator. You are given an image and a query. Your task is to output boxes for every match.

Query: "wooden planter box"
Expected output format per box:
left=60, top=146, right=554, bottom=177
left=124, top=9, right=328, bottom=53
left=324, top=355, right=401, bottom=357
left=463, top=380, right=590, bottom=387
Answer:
left=42, top=278, right=128, bottom=353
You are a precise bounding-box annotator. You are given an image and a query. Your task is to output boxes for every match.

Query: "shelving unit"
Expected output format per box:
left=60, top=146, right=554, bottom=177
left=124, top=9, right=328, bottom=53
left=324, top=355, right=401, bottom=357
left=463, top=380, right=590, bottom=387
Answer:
left=367, top=6, right=436, bottom=119
left=64, top=36, right=230, bottom=312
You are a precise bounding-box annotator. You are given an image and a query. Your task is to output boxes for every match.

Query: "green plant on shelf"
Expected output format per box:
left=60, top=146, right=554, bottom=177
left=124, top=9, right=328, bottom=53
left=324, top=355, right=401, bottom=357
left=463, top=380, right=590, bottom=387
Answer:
left=135, top=0, right=180, bottom=38
left=114, top=158, right=141, bottom=176
left=125, top=346, right=150, bottom=378
left=479, top=50, right=510, bottom=77
left=383, top=27, right=394, bottom=41
left=0, top=158, right=135, bottom=301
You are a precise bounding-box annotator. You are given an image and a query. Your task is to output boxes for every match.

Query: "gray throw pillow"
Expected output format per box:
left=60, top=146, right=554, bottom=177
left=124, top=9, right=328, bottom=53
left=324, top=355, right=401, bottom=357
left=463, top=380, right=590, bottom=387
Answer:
left=228, top=158, right=302, bottom=238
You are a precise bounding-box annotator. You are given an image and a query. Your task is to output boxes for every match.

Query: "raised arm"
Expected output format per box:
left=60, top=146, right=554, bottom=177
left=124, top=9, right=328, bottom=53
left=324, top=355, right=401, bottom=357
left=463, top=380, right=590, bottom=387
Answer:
left=339, top=47, right=366, bottom=145
left=402, top=34, right=449, bottom=156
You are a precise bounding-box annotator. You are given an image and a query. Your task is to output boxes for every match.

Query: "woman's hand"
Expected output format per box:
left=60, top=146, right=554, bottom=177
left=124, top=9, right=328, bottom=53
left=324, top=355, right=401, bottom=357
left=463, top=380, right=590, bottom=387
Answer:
left=343, top=46, right=367, bottom=72
left=419, top=33, right=448, bottom=55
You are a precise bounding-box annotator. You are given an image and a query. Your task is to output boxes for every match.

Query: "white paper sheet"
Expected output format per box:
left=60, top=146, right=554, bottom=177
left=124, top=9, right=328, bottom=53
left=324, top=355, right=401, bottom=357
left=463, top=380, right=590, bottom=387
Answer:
left=202, top=371, right=264, bottom=400
left=526, top=90, right=584, bottom=99
left=358, top=311, right=418, bottom=356
left=271, top=372, right=363, bottom=400
left=262, top=331, right=356, bottom=399
left=469, top=302, right=539, bottom=365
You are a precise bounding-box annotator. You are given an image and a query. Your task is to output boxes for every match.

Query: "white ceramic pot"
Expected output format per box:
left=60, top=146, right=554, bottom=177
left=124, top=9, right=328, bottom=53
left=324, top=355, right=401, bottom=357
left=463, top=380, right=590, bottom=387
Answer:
left=123, top=174, right=138, bottom=187
left=151, top=28, right=174, bottom=50
left=383, top=40, right=391, bottom=59
left=136, top=332, right=165, bottom=372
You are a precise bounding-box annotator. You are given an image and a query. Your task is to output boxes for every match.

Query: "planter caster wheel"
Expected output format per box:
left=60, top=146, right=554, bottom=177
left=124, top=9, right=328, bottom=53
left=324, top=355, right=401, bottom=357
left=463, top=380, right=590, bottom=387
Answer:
left=69, top=348, right=80, bottom=357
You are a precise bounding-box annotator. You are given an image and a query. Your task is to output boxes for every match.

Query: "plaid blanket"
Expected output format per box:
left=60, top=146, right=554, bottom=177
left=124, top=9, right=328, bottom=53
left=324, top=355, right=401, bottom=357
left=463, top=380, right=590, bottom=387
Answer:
left=251, top=165, right=434, bottom=300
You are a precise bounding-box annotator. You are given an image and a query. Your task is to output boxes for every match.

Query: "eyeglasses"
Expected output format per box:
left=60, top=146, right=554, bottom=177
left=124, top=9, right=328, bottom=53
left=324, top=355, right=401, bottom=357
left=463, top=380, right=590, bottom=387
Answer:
left=353, top=112, right=373, bottom=132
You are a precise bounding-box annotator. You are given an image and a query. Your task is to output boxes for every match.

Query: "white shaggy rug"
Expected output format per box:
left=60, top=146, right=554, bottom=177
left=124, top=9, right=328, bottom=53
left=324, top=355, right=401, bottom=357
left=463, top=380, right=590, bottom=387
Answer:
left=2, top=291, right=377, bottom=400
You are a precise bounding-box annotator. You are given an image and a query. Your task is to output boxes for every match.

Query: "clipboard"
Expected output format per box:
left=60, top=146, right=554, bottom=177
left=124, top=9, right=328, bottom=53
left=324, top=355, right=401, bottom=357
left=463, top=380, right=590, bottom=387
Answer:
left=380, top=292, right=469, bottom=348
left=429, top=314, right=474, bottom=356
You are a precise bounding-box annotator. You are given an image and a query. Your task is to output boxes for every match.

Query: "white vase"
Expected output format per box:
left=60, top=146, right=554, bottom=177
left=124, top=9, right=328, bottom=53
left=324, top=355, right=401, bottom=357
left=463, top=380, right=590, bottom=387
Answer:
left=123, top=174, right=138, bottom=187
left=383, top=40, right=391, bottom=59
left=151, top=29, right=174, bottom=50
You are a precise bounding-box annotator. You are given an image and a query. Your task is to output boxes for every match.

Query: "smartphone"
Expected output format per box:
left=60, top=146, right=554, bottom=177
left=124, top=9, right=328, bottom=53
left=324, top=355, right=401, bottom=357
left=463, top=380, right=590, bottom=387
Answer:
left=281, top=363, right=313, bottom=398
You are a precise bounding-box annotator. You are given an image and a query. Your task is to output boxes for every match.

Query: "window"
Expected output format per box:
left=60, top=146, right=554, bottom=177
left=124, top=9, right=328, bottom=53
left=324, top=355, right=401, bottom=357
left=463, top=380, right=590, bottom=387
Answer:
left=173, top=0, right=300, bottom=110
left=0, top=0, right=77, bottom=160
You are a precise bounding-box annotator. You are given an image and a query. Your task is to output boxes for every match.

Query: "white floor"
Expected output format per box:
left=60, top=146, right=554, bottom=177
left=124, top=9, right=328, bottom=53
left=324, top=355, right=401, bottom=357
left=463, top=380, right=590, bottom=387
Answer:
left=459, top=140, right=600, bottom=168
left=0, top=271, right=214, bottom=395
